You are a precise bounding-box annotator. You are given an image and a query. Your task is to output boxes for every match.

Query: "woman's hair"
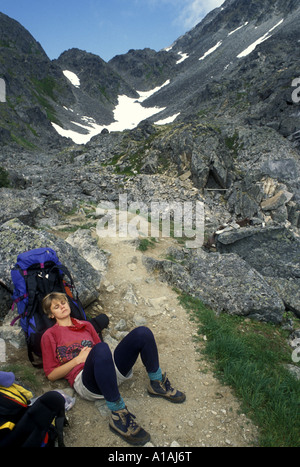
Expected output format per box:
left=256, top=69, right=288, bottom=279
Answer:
left=42, top=292, right=68, bottom=318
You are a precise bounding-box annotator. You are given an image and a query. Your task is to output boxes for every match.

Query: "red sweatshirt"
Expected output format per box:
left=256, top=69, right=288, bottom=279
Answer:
left=41, top=318, right=101, bottom=387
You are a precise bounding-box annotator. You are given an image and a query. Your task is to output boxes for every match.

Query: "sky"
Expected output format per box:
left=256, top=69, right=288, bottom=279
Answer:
left=0, top=0, right=224, bottom=62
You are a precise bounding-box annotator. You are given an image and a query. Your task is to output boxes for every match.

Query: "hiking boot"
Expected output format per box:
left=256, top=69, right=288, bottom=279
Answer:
left=148, top=372, right=186, bottom=403
left=109, top=408, right=150, bottom=446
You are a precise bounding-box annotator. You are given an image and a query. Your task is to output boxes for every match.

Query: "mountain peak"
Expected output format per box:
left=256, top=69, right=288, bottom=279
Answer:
left=0, top=12, right=46, bottom=57
left=0, top=0, right=300, bottom=148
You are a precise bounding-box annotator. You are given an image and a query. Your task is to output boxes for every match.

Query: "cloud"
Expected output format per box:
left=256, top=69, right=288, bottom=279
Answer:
left=177, top=0, right=225, bottom=29
left=142, top=0, right=224, bottom=30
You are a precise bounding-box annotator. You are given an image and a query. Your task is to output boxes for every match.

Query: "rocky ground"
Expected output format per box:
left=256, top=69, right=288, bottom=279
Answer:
left=4, top=230, right=259, bottom=448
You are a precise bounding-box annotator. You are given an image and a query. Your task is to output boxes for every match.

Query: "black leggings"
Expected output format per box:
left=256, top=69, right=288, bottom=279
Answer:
left=82, top=326, right=160, bottom=402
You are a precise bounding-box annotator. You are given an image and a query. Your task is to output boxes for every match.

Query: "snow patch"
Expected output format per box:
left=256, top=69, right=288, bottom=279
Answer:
left=155, top=113, right=180, bottom=125
left=63, top=70, right=81, bottom=88
left=52, top=80, right=170, bottom=144
left=228, top=22, right=248, bottom=36
left=137, top=80, right=170, bottom=102
left=199, top=41, right=222, bottom=61
left=237, top=19, right=283, bottom=58
left=176, top=52, right=189, bottom=64
left=110, top=95, right=165, bottom=131
left=224, top=62, right=233, bottom=71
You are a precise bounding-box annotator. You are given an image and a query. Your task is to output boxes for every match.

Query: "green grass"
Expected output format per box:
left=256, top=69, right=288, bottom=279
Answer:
left=178, top=293, right=300, bottom=447
left=1, top=364, right=42, bottom=392
left=138, top=237, right=157, bottom=251
left=0, top=166, right=10, bottom=187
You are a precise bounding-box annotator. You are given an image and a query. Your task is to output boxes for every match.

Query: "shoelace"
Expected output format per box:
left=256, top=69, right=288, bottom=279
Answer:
left=164, top=376, right=174, bottom=393
left=123, top=410, right=139, bottom=430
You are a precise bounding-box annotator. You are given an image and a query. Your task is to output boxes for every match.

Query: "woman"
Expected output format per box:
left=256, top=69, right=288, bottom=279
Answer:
left=41, top=292, right=185, bottom=446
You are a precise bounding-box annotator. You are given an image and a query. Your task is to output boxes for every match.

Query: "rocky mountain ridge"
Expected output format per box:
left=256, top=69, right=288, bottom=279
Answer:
left=0, top=0, right=300, bottom=334
left=0, top=0, right=300, bottom=147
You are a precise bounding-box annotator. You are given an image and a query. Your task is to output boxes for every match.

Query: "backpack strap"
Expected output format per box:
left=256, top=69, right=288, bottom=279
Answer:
left=18, top=269, right=44, bottom=367
left=12, top=294, right=29, bottom=308
left=25, top=272, right=39, bottom=320
left=53, top=264, right=76, bottom=295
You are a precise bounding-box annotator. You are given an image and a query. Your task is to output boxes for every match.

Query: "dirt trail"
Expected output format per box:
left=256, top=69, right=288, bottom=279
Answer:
left=6, top=231, right=258, bottom=448
left=64, top=232, right=258, bottom=447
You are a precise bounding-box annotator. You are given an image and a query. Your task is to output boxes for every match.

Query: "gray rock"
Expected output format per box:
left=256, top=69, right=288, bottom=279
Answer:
left=216, top=226, right=300, bottom=311
left=66, top=229, right=109, bottom=274
left=0, top=188, right=43, bottom=226
left=115, top=319, right=127, bottom=331
left=284, top=365, right=300, bottom=381
left=143, top=247, right=285, bottom=324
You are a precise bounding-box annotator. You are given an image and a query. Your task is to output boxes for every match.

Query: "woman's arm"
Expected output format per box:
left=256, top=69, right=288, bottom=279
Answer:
left=46, top=347, right=91, bottom=382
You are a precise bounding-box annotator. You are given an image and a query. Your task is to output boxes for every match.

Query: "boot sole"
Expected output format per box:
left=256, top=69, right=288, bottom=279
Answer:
left=147, top=390, right=186, bottom=404
left=109, top=424, right=151, bottom=446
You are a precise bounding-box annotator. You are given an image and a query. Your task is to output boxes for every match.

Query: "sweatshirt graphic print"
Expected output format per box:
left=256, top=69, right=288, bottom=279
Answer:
left=56, top=339, right=93, bottom=364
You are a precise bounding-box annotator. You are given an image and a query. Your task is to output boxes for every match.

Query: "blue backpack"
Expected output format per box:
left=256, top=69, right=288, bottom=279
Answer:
left=11, top=247, right=86, bottom=366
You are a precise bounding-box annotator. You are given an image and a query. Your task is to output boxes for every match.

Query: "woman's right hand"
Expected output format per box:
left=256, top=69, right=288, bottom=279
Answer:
left=76, top=346, right=92, bottom=364
left=46, top=346, right=92, bottom=382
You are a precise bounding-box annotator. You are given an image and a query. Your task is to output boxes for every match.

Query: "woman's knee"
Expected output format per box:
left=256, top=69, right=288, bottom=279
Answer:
left=131, top=326, right=155, bottom=344
left=90, top=342, right=113, bottom=364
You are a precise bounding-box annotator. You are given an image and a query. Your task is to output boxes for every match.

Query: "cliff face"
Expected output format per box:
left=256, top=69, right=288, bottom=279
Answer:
left=0, top=13, right=73, bottom=148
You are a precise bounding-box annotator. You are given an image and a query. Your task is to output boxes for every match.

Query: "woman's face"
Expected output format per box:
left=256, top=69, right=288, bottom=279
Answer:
left=50, top=297, right=71, bottom=320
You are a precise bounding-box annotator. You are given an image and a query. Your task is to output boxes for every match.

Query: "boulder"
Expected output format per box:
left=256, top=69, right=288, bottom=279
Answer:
left=0, top=188, right=43, bottom=226
left=216, top=226, right=300, bottom=312
left=66, top=228, right=110, bottom=274
left=143, top=247, right=285, bottom=324
left=261, top=190, right=293, bottom=212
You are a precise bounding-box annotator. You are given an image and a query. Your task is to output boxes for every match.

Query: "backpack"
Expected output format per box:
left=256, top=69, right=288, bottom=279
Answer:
left=10, top=247, right=86, bottom=366
left=0, top=383, right=67, bottom=447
